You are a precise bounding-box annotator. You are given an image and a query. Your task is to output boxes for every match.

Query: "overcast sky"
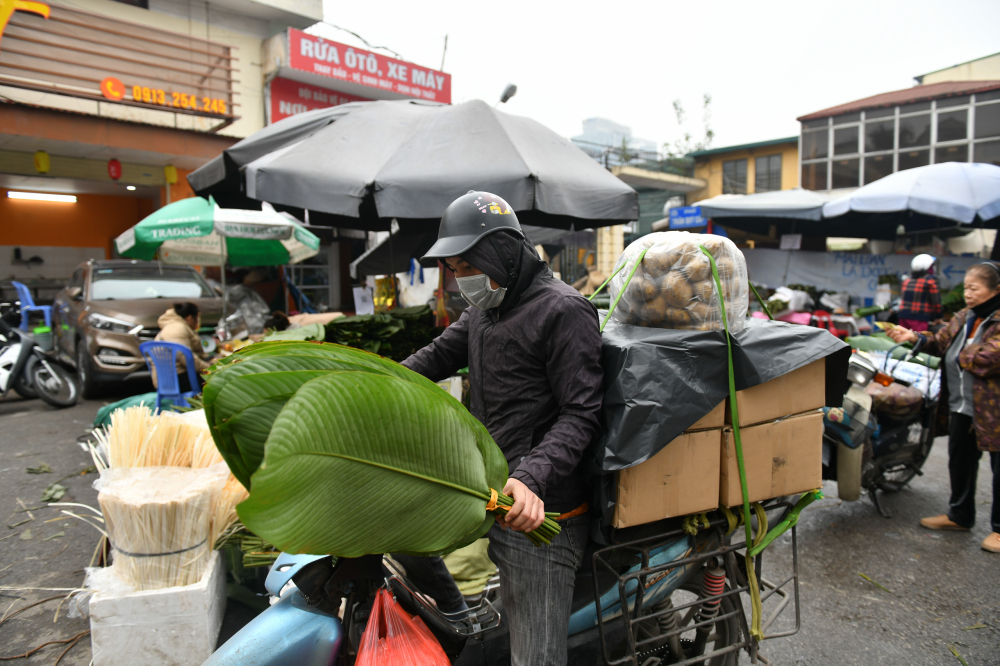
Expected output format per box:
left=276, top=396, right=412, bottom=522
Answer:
left=315, top=0, right=1000, bottom=151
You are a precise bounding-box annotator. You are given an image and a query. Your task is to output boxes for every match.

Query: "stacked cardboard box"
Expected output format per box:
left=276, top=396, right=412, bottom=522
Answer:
left=613, top=402, right=724, bottom=528
left=721, top=359, right=825, bottom=506
left=612, top=359, right=826, bottom=528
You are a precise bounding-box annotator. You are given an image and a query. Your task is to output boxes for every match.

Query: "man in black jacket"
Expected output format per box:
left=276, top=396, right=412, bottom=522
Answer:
left=402, top=191, right=604, bottom=665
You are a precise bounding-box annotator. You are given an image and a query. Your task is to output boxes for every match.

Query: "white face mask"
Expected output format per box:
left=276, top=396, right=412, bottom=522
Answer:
left=456, top=273, right=506, bottom=310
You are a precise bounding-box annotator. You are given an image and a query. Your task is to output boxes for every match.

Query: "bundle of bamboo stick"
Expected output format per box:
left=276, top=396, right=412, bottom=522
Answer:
left=91, top=406, right=249, bottom=589
left=98, top=467, right=220, bottom=590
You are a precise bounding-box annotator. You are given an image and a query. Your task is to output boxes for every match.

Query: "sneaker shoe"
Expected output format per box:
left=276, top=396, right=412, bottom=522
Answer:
left=919, top=515, right=970, bottom=531
left=982, top=533, right=1000, bottom=553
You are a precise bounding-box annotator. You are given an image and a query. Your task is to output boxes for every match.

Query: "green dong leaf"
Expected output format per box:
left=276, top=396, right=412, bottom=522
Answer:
left=238, top=370, right=509, bottom=557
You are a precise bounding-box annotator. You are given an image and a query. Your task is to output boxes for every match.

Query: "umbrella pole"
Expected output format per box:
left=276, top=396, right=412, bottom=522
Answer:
left=220, top=238, right=228, bottom=338
left=388, top=227, right=397, bottom=309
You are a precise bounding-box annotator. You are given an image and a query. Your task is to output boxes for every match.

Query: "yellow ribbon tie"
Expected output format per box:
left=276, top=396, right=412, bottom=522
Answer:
left=485, top=488, right=499, bottom=513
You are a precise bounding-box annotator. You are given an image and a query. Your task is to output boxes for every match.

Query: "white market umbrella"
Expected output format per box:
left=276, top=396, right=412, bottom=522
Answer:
left=823, top=162, right=1000, bottom=225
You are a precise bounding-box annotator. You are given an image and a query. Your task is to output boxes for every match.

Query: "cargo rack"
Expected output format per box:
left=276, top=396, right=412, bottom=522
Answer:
left=592, top=498, right=801, bottom=666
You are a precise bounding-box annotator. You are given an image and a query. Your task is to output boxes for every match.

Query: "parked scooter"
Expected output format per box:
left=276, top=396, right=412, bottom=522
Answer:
left=822, top=341, right=938, bottom=517
left=205, top=499, right=802, bottom=665
left=0, top=309, right=79, bottom=408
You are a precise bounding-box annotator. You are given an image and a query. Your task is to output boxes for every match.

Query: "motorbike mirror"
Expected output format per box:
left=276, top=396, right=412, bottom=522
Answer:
left=68, top=287, right=83, bottom=301
left=265, top=553, right=330, bottom=597
left=847, top=355, right=877, bottom=387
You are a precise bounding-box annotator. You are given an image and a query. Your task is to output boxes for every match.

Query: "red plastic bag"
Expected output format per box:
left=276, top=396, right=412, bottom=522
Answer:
left=356, top=589, right=451, bottom=666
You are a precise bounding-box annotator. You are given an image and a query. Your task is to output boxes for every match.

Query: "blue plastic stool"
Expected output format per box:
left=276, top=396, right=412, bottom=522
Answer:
left=11, top=281, right=52, bottom=331
left=139, top=341, right=202, bottom=411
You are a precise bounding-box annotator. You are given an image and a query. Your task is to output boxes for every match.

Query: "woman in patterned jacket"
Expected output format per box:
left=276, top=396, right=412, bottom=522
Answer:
left=889, top=262, right=1000, bottom=553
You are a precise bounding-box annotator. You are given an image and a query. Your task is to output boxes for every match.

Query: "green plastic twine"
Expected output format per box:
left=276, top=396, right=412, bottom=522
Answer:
left=749, top=282, right=774, bottom=321
left=599, top=247, right=651, bottom=332
left=748, top=489, right=822, bottom=558
left=699, top=245, right=765, bottom=641
left=587, top=262, right=628, bottom=302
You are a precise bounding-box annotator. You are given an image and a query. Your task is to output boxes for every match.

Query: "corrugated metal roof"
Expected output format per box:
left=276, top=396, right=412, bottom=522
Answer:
left=687, top=136, right=798, bottom=158
left=797, top=80, right=1000, bottom=122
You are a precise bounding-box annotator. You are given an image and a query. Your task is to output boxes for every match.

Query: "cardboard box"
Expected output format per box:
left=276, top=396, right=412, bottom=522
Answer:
left=726, top=359, right=825, bottom=427
left=90, top=551, right=226, bottom=666
left=614, top=429, right=721, bottom=528
left=720, top=411, right=823, bottom=507
left=688, top=401, right=725, bottom=431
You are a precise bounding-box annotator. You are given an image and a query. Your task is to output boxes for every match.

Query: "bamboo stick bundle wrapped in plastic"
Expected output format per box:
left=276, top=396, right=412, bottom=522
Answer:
left=97, top=465, right=227, bottom=590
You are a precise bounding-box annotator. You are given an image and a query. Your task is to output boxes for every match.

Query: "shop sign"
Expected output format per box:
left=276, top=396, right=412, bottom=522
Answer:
left=0, top=0, right=49, bottom=49
left=269, top=76, right=368, bottom=123
left=0, top=3, right=238, bottom=121
left=669, top=206, right=705, bottom=229
left=743, top=249, right=982, bottom=298
left=289, top=29, right=451, bottom=104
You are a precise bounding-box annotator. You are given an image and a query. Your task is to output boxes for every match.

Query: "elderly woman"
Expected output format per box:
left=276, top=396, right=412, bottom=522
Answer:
left=888, top=263, right=1000, bottom=554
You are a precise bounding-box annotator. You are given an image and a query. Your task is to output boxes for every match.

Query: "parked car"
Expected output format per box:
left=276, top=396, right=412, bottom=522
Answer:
left=53, top=260, right=223, bottom=398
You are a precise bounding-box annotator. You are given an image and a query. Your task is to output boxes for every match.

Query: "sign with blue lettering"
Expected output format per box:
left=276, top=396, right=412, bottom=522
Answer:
left=742, top=249, right=979, bottom=299
left=668, top=206, right=705, bottom=229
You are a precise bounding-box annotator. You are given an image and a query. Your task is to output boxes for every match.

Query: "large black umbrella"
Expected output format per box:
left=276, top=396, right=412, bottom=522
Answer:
left=188, top=99, right=638, bottom=232
left=349, top=224, right=577, bottom=278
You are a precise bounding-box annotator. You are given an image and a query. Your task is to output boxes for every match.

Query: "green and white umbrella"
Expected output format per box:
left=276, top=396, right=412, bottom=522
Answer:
left=114, top=196, right=320, bottom=267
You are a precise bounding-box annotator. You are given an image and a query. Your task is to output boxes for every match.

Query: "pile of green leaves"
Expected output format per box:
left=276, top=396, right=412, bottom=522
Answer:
left=263, top=322, right=326, bottom=342
left=325, top=305, right=441, bottom=361
left=846, top=333, right=941, bottom=369
left=942, top=282, right=966, bottom=314
left=786, top=284, right=819, bottom=303
left=203, top=341, right=559, bottom=557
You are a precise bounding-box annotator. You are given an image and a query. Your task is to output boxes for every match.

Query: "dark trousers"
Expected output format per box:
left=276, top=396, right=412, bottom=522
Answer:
left=487, top=515, right=590, bottom=666
left=947, top=413, right=1000, bottom=533
left=177, top=371, right=205, bottom=394
left=390, top=554, right=469, bottom=615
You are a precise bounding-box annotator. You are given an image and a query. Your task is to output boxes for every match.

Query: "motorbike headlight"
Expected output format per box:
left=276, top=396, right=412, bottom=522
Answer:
left=87, top=312, right=140, bottom=335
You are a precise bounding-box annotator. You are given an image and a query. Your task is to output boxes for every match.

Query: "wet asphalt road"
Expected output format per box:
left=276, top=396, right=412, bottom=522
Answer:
left=1, top=391, right=997, bottom=665
left=760, top=441, right=999, bottom=665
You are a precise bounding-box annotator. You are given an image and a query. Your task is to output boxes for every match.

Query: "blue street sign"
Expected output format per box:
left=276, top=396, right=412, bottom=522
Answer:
left=669, top=206, right=705, bottom=229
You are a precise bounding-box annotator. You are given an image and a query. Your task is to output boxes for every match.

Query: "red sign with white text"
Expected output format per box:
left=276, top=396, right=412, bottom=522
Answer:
left=288, top=29, right=451, bottom=104
left=269, top=77, right=368, bottom=123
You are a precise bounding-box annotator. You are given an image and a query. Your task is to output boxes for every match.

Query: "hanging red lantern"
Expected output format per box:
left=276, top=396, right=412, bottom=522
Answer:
left=107, top=158, right=122, bottom=180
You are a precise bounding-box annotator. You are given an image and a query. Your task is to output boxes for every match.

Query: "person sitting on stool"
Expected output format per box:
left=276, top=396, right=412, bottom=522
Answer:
left=153, top=302, right=213, bottom=393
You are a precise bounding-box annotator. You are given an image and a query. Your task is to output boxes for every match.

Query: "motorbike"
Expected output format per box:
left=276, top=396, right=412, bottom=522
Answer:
left=0, top=307, right=78, bottom=408
left=204, top=499, right=803, bottom=666
left=822, top=340, right=938, bottom=517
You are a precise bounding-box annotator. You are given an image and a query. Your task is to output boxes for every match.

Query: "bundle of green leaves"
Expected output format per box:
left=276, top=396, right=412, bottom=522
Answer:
left=325, top=305, right=441, bottom=361
left=203, top=341, right=559, bottom=557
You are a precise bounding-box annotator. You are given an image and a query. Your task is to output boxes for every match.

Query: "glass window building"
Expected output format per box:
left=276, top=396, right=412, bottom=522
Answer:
left=799, top=82, right=1000, bottom=191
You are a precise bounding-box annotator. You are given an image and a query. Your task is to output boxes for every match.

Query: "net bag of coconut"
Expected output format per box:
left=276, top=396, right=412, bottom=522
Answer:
left=607, top=231, right=749, bottom=332
left=96, top=465, right=228, bottom=591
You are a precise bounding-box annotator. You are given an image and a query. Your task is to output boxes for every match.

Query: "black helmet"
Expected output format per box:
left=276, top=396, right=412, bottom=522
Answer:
left=422, top=191, right=524, bottom=261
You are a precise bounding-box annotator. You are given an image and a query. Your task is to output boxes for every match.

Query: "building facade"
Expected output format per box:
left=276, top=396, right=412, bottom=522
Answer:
left=0, top=0, right=452, bottom=308
left=686, top=137, right=799, bottom=203
left=797, top=80, right=1000, bottom=191
left=0, top=0, right=324, bottom=300
left=915, top=52, right=1000, bottom=85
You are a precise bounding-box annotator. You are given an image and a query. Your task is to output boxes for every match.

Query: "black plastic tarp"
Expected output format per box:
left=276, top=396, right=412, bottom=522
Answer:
left=590, top=317, right=850, bottom=528
left=594, top=316, right=850, bottom=473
